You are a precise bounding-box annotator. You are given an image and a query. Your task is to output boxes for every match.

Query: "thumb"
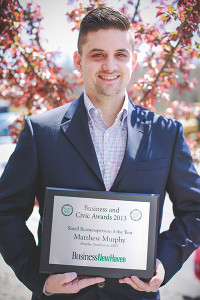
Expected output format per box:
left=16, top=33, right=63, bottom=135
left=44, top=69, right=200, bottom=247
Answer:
left=149, top=276, right=160, bottom=287
left=149, top=259, right=165, bottom=287
left=60, top=272, right=77, bottom=284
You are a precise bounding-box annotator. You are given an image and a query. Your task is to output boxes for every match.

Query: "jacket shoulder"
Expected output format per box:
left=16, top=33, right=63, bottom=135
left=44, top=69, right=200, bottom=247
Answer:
left=27, top=96, right=81, bottom=129
left=29, top=102, right=71, bottom=125
left=133, top=102, right=181, bottom=131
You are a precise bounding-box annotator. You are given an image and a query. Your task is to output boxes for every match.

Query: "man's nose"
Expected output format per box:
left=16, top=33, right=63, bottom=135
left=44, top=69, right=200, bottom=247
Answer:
left=102, top=57, right=117, bottom=73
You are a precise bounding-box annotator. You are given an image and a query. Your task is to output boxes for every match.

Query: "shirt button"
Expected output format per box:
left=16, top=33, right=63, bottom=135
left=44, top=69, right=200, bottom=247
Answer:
left=98, top=282, right=105, bottom=288
left=105, top=132, right=109, bottom=137
left=107, top=162, right=111, bottom=166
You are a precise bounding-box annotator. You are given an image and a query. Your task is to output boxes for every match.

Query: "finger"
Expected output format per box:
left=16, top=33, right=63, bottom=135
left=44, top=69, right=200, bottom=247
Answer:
left=61, top=276, right=105, bottom=294
left=76, top=277, right=105, bottom=290
left=130, top=275, right=160, bottom=293
left=155, top=259, right=165, bottom=280
left=130, top=276, right=152, bottom=292
left=61, top=272, right=77, bottom=285
left=149, top=276, right=161, bottom=287
left=148, top=274, right=162, bottom=291
left=119, top=277, right=144, bottom=291
left=78, top=276, right=105, bottom=281
left=148, top=259, right=165, bottom=290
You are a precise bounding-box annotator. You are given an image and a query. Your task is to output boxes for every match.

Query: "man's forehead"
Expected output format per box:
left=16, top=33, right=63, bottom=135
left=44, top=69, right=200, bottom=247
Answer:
left=83, top=29, right=132, bottom=51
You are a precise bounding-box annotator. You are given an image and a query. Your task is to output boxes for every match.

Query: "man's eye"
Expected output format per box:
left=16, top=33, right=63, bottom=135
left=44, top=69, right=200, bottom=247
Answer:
left=117, top=53, right=127, bottom=57
left=92, top=53, right=103, bottom=57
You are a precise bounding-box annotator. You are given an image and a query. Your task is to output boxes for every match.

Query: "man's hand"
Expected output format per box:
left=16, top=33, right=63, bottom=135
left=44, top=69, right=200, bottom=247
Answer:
left=119, top=259, right=165, bottom=293
left=45, top=272, right=105, bottom=294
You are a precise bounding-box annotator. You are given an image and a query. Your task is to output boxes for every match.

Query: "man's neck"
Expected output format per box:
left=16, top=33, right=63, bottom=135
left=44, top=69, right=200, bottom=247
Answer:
left=85, top=93, right=126, bottom=127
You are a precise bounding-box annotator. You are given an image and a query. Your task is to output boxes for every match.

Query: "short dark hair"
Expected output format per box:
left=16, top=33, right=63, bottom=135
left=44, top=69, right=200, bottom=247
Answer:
left=78, top=7, right=134, bottom=54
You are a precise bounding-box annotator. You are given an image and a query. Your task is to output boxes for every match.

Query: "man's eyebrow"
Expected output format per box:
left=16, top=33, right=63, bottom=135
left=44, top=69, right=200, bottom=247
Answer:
left=116, top=48, right=130, bottom=53
left=88, top=48, right=104, bottom=53
left=88, top=48, right=130, bottom=54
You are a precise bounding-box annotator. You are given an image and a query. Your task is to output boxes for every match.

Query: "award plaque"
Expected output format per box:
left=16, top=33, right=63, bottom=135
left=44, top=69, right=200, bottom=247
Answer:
left=40, top=188, right=159, bottom=279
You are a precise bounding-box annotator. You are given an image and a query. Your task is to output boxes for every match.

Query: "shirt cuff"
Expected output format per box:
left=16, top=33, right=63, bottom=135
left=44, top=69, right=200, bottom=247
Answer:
left=43, top=279, right=53, bottom=296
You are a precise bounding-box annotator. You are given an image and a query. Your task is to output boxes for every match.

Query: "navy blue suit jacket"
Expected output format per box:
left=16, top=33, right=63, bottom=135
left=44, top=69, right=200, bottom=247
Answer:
left=0, top=94, right=200, bottom=300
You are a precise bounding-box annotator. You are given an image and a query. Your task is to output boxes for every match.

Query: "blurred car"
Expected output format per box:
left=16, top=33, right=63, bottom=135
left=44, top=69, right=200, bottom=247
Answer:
left=194, top=247, right=200, bottom=281
left=0, top=99, right=10, bottom=113
left=0, top=112, right=17, bottom=176
left=0, top=112, right=17, bottom=144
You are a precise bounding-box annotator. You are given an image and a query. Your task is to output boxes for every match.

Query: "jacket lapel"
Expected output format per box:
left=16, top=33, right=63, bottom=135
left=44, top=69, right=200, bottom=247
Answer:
left=60, top=94, right=104, bottom=186
left=112, top=100, right=151, bottom=189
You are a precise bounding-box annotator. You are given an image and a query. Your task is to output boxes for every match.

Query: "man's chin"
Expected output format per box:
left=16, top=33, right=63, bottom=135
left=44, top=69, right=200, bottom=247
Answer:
left=97, top=88, right=121, bottom=98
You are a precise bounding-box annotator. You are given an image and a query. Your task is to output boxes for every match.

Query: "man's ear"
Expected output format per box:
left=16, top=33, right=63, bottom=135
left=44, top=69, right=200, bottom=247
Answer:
left=73, top=51, right=82, bottom=73
left=132, top=51, right=137, bottom=72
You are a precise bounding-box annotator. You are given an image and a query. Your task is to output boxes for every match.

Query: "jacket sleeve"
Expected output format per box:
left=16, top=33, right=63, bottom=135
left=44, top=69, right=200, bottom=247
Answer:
left=157, top=121, right=200, bottom=285
left=0, top=118, right=49, bottom=299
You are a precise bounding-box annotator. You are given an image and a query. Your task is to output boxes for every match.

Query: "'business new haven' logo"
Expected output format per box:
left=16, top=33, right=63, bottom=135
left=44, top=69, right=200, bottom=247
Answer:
left=72, top=251, right=126, bottom=263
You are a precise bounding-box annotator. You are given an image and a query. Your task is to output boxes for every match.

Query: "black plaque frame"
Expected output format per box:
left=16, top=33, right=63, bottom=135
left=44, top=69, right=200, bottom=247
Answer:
left=40, top=187, right=159, bottom=280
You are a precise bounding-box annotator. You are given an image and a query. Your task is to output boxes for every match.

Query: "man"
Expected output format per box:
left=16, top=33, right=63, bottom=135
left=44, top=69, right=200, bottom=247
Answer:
left=0, top=6, right=200, bottom=300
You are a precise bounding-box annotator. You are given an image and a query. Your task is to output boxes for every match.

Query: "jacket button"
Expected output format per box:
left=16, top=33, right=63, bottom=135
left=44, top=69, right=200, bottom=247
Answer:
left=98, top=282, right=105, bottom=288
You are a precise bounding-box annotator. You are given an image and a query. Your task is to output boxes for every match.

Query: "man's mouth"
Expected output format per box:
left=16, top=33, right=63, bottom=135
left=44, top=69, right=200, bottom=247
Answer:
left=98, top=75, right=120, bottom=81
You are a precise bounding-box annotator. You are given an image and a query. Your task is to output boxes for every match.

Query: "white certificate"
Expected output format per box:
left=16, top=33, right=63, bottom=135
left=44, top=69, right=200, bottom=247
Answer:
left=40, top=188, right=158, bottom=279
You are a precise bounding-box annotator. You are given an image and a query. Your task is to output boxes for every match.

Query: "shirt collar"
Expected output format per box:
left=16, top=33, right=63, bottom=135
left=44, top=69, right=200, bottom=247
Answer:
left=84, top=91, right=96, bottom=121
left=83, top=90, right=128, bottom=125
